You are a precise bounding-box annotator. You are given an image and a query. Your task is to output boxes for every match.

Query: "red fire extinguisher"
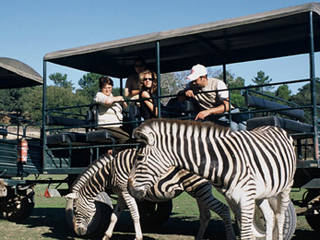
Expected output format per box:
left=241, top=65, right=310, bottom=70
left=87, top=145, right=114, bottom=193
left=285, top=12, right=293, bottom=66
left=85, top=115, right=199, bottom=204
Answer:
left=17, top=138, right=28, bottom=163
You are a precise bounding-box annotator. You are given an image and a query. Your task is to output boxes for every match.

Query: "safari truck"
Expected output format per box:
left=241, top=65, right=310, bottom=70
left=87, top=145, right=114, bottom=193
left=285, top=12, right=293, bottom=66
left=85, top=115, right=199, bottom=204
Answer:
left=0, top=1, right=320, bottom=239
left=42, top=1, right=320, bottom=236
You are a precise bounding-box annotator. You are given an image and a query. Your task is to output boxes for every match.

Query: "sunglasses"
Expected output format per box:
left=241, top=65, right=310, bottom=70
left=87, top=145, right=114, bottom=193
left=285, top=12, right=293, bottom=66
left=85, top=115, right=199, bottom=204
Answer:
left=143, top=78, right=153, bottom=81
left=135, top=64, right=144, bottom=68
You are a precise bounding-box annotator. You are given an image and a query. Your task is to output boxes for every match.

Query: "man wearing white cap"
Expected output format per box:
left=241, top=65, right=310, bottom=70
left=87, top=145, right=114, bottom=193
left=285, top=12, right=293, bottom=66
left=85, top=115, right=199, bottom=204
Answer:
left=185, top=64, right=241, bottom=130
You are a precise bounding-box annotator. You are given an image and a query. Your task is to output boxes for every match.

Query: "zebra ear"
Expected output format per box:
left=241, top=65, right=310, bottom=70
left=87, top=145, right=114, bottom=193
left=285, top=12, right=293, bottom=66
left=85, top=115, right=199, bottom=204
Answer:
left=65, top=192, right=79, bottom=200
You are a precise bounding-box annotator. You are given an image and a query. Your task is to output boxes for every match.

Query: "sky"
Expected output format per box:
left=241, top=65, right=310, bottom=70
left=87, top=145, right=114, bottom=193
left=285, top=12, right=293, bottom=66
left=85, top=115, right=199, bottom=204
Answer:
left=1, top=0, right=319, bottom=93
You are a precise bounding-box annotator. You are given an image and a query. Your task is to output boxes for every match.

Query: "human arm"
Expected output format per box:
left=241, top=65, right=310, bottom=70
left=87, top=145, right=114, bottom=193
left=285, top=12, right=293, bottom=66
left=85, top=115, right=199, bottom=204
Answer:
left=141, top=91, right=158, bottom=116
left=195, top=80, right=230, bottom=120
left=125, top=75, right=140, bottom=98
left=94, top=92, right=124, bottom=106
left=195, top=99, right=230, bottom=120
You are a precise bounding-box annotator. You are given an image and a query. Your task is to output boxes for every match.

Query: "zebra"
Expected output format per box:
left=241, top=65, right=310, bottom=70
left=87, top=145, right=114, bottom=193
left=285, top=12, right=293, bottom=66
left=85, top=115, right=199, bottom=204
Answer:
left=65, top=145, right=236, bottom=240
left=128, top=118, right=297, bottom=240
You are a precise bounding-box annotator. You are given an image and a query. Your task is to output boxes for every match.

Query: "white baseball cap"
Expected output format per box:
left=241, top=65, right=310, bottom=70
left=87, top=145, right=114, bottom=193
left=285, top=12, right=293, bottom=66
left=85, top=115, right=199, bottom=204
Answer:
left=187, top=64, right=207, bottom=80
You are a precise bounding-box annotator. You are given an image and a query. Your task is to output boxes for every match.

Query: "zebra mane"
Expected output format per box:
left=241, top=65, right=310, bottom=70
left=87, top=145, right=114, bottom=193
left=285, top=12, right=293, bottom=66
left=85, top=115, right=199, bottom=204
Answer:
left=71, top=153, right=113, bottom=192
left=143, top=118, right=230, bottom=131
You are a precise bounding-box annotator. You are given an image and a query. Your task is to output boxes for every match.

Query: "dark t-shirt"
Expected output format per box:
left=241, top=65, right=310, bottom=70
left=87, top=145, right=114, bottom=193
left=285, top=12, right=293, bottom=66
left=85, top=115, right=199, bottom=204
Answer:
left=139, top=91, right=156, bottom=120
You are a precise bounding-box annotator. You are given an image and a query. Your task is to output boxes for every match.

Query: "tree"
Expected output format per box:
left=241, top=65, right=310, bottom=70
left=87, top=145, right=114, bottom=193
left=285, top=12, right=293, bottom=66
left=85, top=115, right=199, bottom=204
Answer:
left=20, top=86, right=88, bottom=122
left=49, top=73, right=73, bottom=89
left=78, top=73, right=102, bottom=101
left=252, top=70, right=273, bottom=92
left=0, top=88, right=27, bottom=114
left=275, top=84, right=291, bottom=101
left=291, top=79, right=320, bottom=123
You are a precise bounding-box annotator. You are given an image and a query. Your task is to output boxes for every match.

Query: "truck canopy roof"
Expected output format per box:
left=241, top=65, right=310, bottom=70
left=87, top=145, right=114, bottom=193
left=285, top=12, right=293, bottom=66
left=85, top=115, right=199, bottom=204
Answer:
left=0, top=57, right=43, bottom=89
left=44, top=2, right=320, bottom=78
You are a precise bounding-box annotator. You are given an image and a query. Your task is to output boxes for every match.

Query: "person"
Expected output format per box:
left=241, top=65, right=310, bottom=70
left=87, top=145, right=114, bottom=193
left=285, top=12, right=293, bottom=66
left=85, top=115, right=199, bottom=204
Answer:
left=185, top=64, right=244, bottom=130
left=94, top=76, right=130, bottom=143
left=124, top=57, right=146, bottom=132
left=139, top=69, right=158, bottom=120
left=124, top=57, right=146, bottom=99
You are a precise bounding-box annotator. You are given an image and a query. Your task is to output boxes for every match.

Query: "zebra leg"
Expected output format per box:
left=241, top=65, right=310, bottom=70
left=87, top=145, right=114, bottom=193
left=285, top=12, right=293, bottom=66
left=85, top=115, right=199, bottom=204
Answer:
left=195, top=198, right=210, bottom=240
left=239, top=196, right=256, bottom=240
left=191, top=187, right=235, bottom=240
left=103, top=195, right=126, bottom=240
left=275, top=188, right=291, bottom=240
left=257, top=199, right=274, bottom=240
left=206, top=199, right=235, bottom=240
left=121, top=191, right=143, bottom=240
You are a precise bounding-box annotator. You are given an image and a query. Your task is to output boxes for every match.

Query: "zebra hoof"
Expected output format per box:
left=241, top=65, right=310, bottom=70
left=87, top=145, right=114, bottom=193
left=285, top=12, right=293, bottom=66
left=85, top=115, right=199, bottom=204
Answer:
left=102, top=235, right=110, bottom=240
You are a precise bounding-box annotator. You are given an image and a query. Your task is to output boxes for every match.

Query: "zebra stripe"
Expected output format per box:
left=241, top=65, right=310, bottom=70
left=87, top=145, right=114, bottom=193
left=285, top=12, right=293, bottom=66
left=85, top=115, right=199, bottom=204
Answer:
left=128, top=118, right=296, bottom=240
left=68, top=142, right=235, bottom=240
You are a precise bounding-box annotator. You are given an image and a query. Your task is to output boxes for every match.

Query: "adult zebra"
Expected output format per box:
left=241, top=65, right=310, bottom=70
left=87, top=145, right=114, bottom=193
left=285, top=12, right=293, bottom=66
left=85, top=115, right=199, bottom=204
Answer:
left=128, top=118, right=297, bottom=240
left=65, top=146, right=236, bottom=240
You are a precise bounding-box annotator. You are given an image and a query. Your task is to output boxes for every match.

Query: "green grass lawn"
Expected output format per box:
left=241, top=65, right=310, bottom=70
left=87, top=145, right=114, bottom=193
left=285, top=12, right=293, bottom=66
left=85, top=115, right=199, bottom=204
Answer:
left=0, top=175, right=316, bottom=239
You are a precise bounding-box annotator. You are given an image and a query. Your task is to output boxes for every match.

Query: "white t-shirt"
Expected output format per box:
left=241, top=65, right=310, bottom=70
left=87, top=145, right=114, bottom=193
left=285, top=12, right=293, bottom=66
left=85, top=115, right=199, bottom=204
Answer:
left=94, top=92, right=123, bottom=127
left=194, top=78, right=229, bottom=110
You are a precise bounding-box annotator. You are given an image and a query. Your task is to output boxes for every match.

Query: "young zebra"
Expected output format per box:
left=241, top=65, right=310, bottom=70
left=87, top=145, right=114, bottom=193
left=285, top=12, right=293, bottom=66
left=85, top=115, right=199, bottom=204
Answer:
left=128, top=118, right=297, bottom=240
left=66, top=146, right=236, bottom=240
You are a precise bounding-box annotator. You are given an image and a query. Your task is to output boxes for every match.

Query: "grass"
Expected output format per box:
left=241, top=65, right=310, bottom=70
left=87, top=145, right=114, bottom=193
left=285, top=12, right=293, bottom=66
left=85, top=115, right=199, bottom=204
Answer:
left=0, top=175, right=317, bottom=239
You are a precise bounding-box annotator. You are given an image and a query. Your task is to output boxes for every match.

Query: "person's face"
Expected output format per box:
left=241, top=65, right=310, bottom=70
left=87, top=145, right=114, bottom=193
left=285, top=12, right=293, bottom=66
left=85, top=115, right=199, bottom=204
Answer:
left=143, top=73, right=153, bottom=88
left=195, top=76, right=207, bottom=88
left=134, top=61, right=145, bottom=74
left=102, top=84, right=112, bottom=96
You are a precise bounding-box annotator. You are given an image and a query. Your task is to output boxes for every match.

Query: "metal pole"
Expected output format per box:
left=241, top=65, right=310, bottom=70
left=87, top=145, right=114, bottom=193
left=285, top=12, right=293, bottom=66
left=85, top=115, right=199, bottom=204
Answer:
left=223, top=64, right=232, bottom=128
left=120, top=77, right=123, bottom=96
left=42, top=60, right=47, bottom=166
left=309, top=11, right=319, bottom=162
left=222, top=64, right=227, bottom=83
left=156, top=41, right=161, bottom=118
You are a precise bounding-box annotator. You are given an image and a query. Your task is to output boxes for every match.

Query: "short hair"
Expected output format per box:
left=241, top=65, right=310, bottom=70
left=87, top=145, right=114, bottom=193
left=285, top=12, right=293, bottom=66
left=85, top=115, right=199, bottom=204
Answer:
left=99, top=76, right=113, bottom=90
left=134, top=57, right=146, bottom=66
left=139, top=70, right=158, bottom=94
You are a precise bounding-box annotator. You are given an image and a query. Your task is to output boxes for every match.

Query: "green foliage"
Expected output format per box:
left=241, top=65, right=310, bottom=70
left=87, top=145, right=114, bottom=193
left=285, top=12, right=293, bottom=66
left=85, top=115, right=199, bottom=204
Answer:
left=20, top=85, right=88, bottom=122
left=252, top=70, right=273, bottom=92
left=0, top=88, right=28, bottom=114
left=291, top=80, right=320, bottom=123
left=275, top=84, right=291, bottom=101
left=78, top=72, right=102, bottom=101
left=49, top=72, right=73, bottom=89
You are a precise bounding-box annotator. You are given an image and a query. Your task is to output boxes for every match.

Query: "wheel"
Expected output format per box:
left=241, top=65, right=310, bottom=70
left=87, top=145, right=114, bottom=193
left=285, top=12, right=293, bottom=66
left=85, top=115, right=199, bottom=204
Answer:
left=253, top=200, right=296, bottom=240
left=1, top=187, right=35, bottom=223
left=137, top=200, right=173, bottom=230
left=304, top=189, right=320, bottom=232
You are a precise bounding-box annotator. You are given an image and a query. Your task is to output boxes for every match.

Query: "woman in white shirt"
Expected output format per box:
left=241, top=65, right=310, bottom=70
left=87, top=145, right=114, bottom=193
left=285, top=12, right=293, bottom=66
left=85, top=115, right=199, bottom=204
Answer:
left=94, top=76, right=129, bottom=143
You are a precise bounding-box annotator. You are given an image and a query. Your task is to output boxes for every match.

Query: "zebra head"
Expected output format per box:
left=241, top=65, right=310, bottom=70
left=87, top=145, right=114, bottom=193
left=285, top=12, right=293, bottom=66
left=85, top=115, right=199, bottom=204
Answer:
left=65, top=154, right=114, bottom=237
left=132, top=120, right=157, bottom=146
left=65, top=191, right=98, bottom=236
left=128, top=145, right=172, bottom=200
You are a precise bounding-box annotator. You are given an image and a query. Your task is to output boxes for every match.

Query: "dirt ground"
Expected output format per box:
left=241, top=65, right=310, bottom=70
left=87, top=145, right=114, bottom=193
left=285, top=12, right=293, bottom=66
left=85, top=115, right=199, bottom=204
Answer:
left=0, top=206, right=318, bottom=240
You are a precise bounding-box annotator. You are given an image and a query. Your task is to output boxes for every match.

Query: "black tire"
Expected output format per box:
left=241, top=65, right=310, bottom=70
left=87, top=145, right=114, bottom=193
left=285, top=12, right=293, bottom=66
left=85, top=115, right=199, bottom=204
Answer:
left=3, top=188, right=35, bottom=223
left=253, top=200, right=296, bottom=240
left=137, top=200, right=173, bottom=230
left=304, top=189, right=320, bottom=232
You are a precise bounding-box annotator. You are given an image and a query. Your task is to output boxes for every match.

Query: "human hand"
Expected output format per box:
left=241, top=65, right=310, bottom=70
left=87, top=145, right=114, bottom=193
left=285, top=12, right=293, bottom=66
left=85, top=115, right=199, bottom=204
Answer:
left=185, top=90, right=194, bottom=98
left=115, top=96, right=124, bottom=102
left=141, top=91, right=151, bottom=99
left=195, top=110, right=211, bottom=120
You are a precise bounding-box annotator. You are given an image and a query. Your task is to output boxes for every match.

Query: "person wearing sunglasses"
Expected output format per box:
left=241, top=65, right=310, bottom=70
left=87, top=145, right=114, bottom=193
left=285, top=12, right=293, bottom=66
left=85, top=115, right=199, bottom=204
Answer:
left=139, top=70, right=158, bottom=120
